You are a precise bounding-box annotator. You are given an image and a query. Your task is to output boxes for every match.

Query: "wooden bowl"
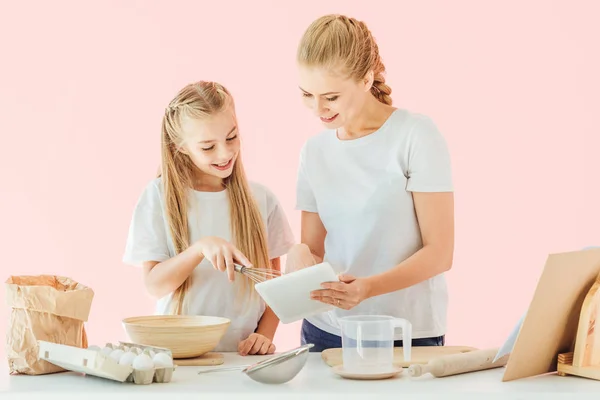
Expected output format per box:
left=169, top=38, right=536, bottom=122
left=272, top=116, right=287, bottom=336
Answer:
left=122, top=315, right=230, bottom=358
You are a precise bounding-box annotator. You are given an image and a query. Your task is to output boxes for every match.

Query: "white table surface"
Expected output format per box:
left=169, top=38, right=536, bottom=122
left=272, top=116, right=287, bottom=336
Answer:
left=1, top=352, right=598, bottom=400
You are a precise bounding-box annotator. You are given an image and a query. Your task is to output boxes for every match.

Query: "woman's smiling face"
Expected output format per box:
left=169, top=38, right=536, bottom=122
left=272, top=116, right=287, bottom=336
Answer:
left=298, top=65, right=372, bottom=129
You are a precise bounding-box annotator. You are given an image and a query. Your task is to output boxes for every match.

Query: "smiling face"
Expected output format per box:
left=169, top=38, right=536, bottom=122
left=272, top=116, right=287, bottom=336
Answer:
left=296, top=15, right=393, bottom=130
left=298, top=65, right=372, bottom=129
left=179, top=104, right=240, bottom=185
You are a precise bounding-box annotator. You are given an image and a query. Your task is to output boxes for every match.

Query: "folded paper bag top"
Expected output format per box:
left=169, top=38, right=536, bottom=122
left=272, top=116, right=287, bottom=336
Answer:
left=5, top=275, right=94, bottom=375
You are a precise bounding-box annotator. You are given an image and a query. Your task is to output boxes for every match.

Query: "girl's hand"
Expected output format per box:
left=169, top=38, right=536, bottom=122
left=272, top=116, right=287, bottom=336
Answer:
left=238, top=333, right=276, bottom=356
left=194, top=237, right=252, bottom=282
left=310, top=274, right=372, bottom=310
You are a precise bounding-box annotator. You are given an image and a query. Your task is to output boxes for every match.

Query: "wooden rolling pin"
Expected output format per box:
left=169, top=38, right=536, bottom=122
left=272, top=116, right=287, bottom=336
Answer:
left=407, top=348, right=509, bottom=378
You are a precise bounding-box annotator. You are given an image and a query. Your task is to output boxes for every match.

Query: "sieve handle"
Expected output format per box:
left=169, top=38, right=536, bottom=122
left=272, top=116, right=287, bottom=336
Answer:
left=197, top=365, right=249, bottom=374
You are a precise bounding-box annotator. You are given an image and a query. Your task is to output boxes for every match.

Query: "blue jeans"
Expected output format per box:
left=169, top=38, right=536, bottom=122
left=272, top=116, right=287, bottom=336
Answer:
left=300, top=319, right=445, bottom=352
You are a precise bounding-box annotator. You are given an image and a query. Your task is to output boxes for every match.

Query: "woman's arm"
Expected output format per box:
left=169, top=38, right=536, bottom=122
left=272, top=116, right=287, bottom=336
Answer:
left=312, top=192, right=454, bottom=308
left=365, top=191, right=454, bottom=297
left=300, top=211, right=326, bottom=263
left=284, top=211, right=327, bottom=273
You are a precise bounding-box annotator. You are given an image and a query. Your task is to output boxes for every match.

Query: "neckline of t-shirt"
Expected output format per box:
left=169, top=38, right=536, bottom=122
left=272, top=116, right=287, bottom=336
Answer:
left=192, top=188, right=228, bottom=199
left=332, top=108, right=401, bottom=146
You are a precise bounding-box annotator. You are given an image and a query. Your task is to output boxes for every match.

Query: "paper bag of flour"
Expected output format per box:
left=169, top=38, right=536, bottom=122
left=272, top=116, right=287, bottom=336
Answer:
left=5, top=275, right=94, bottom=375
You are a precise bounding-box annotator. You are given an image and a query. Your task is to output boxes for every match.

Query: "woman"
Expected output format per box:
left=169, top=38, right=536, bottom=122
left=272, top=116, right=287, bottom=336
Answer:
left=286, top=14, right=455, bottom=352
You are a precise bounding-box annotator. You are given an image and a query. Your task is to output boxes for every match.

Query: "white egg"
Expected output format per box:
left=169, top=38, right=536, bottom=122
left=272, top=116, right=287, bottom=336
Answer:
left=132, top=353, right=154, bottom=371
left=119, top=351, right=137, bottom=366
left=110, top=349, right=125, bottom=362
left=152, top=352, right=173, bottom=368
left=101, top=346, right=113, bottom=356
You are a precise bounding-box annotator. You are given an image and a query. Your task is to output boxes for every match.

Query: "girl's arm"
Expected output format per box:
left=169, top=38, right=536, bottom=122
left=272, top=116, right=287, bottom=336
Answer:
left=238, top=257, right=282, bottom=356
left=254, top=257, right=282, bottom=339
left=142, top=243, right=204, bottom=298
left=142, top=237, right=253, bottom=298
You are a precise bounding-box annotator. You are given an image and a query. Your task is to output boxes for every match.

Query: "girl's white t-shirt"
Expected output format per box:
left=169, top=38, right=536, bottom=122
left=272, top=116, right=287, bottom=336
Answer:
left=123, top=178, right=295, bottom=351
left=295, top=109, right=454, bottom=340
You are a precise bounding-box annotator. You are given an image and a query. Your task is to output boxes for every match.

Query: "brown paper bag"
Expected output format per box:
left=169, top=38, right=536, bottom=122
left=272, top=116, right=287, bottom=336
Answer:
left=5, top=275, right=94, bottom=375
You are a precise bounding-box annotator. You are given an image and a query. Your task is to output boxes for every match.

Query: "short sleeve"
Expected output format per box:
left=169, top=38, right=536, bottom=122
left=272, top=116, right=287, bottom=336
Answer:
left=295, top=143, right=318, bottom=212
left=122, top=180, right=172, bottom=267
left=405, top=116, right=454, bottom=192
left=264, top=188, right=296, bottom=260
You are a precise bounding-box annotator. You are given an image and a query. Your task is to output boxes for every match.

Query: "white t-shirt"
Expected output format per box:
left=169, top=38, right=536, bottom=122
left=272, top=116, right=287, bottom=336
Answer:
left=295, top=109, right=453, bottom=340
left=123, top=178, right=295, bottom=351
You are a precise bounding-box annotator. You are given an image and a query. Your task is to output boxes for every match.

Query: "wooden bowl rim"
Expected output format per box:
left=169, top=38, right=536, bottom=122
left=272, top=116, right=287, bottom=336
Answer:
left=122, top=315, right=231, bottom=328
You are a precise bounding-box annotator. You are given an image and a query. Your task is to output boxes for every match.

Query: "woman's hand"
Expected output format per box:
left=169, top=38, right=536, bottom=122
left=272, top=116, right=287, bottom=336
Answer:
left=194, top=237, right=252, bottom=282
left=238, top=333, right=276, bottom=356
left=284, top=243, right=317, bottom=273
left=310, top=274, right=372, bottom=310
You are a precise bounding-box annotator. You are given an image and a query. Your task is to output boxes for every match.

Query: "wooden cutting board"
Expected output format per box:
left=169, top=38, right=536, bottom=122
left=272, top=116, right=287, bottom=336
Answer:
left=321, top=346, right=478, bottom=368
left=174, top=352, right=224, bottom=366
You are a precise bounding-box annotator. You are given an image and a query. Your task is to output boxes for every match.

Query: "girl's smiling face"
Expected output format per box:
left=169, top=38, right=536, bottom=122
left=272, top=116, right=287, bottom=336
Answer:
left=180, top=105, right=240, bottom=186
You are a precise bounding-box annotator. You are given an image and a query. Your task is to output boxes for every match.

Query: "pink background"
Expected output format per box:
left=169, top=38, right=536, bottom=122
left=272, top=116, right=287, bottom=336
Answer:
left=0, top=0, right=598, bottom=363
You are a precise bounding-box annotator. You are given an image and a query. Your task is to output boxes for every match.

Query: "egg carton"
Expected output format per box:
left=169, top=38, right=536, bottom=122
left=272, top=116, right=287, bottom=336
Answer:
left=117, top=341, right=173, bottom=357
left=117, top=341, right=175, bottom=384
left=37, top=340, right=176, bottom=385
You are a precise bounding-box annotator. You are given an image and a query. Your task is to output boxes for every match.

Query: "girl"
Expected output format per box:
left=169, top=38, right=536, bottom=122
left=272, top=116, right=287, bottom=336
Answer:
left=123, top=81, right=295, bottom=355
left=287, top=14, right=455, bottom=352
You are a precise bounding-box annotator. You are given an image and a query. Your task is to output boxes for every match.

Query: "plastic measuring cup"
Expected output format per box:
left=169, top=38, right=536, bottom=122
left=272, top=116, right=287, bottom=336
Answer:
left=339, top=315, right=412, bottom=373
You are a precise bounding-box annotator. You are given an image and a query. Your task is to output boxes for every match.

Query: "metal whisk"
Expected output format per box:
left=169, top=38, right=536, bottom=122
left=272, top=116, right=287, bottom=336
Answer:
left=234, top=263, right=282, bottom=284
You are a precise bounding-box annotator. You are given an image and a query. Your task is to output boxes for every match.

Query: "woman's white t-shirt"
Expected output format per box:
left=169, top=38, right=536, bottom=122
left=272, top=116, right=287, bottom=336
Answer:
left=295, top=109, right=453, bottom=340
left=123, top=178, right=295, bottom=351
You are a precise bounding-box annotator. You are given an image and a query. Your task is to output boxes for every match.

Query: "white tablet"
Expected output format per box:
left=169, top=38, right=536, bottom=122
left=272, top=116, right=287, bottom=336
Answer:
left=254, top=262, right=339, bottom=324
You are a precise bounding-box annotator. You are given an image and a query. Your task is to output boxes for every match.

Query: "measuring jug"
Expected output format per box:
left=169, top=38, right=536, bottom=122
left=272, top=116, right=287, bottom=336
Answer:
left=339, top=315, right=412, bottom=373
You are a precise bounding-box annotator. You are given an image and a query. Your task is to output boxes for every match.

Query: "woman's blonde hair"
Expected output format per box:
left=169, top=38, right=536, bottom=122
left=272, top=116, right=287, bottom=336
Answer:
left=159, top=81, right=271, bottom=315
left=297, top=14, right=392, bottom=105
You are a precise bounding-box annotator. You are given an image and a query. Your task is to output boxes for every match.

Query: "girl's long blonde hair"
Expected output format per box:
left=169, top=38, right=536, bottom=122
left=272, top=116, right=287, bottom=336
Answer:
left=297, top=14, right=393, bottom=106
left=159, top=81, right=270, bottom=315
